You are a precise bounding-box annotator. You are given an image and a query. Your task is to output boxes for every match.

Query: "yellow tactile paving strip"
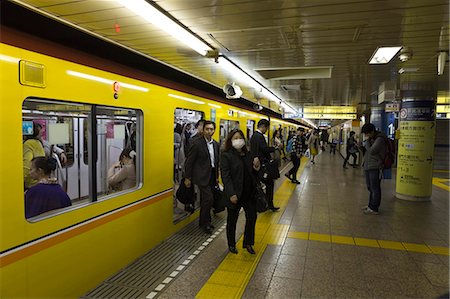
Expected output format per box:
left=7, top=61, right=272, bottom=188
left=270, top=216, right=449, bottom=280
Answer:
left=196, top=158, right=307, bottom=299
left=433, top=177, right=450, bottom=191
left=287, top=231, right=450, bottom=256
left=196, top=162, right=450, bottom=299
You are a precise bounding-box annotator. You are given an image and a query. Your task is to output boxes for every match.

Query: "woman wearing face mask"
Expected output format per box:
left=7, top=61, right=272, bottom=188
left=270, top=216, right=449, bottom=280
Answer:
left=220, top=129, right=260, bottom=254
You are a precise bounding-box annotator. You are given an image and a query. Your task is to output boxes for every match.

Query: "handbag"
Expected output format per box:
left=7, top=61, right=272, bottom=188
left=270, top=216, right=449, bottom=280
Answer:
left=176, top=180, right=194, bottom=205
left=213, top=185, right=226, bottom=213
left=255, top=182, right=268, bottom=213
left=261, top=159, right=280, bottom=180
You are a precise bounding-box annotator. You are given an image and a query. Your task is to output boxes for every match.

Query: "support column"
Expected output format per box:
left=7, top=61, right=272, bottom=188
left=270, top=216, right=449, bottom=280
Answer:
left=395, top=94, right=436, bottom=201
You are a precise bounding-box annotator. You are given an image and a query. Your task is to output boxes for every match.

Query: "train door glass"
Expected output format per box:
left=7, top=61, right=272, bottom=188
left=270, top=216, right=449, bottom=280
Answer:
left=219, top=119, right=240, bottom=144
left=96, top=107, right=140, bottom=198
left=22, top=99, right=91, bottom=215
left=246, top=119, right=255, bottom=145
left=173, top=108, right=204, bottom=223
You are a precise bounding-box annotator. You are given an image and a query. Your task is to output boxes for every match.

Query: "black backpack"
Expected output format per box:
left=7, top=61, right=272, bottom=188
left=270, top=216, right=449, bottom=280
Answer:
left=383, top=137, right=396, bottom=169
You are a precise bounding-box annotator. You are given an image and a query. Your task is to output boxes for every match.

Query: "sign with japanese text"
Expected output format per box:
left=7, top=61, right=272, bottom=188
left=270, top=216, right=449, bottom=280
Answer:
left=396, top=100, right=436, bottom=198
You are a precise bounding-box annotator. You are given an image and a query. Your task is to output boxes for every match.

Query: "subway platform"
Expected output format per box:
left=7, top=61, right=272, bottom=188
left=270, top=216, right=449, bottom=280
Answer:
left=85, top=152, right=449, bottom=299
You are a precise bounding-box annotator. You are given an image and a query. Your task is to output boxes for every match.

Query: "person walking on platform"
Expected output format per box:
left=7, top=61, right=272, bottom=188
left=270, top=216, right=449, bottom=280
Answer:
left=307, top=129, right=319, bottom=164
left=250, top=119, right=279, bottom=211
left=285, top=128, right=305, bottom=184
left=184, top=120, right=220, bottom=234
left=343, top=131, right=358, bottom=169
left=221, top=129, right=260, bottom=254
left=361, top=123, right=386, bottom=215
left=329, top=130, right=338, bottom=154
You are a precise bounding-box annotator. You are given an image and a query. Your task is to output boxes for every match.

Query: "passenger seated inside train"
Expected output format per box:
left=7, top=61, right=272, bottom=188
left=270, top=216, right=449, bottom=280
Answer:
left=25, top=156, right=72, bottom=219
left=107, top=148, right=137, bottom=192
left=23, top=121, right=68, bottom=189
left=23, top=122, right=45, bottom=189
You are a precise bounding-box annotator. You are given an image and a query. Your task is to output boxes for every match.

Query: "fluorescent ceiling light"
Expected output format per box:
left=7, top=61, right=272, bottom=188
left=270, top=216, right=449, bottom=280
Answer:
left=168, top=94, right=205, bottom=104
left=208, top=103, right=222, bottom=108
left=398, top=67, right=419, bottom=74
left=218, top=57, right=263, bottom=90
left=369, top=47, right=402, bottom=64
left=302, top=118, right=317, bottom=129
left=67, top=70, right=149, bottom=92
left=116, top=0, right=212, bottom=56
left=217, top=56, right=297, bottom=113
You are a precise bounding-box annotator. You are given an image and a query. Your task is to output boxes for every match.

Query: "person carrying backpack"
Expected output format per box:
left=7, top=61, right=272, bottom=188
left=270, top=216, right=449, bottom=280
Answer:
left=361, top=123, right=387, bottom=215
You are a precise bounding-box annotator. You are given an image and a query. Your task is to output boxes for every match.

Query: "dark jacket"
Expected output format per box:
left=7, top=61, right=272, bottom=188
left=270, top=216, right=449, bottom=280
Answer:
left=250, top=131, right=274, bottom=162
left=220, top=149, right=256, bottom=201
left=184, top=136, right=219, bottom=186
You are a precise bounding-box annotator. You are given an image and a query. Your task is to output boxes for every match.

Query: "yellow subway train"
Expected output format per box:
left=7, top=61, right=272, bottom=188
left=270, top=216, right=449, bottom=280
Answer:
left=0, top=37, right=304, bottom=298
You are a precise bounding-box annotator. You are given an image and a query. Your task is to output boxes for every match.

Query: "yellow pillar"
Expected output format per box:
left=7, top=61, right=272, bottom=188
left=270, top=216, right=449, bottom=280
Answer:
left=395, top=98, right=436, bottom=201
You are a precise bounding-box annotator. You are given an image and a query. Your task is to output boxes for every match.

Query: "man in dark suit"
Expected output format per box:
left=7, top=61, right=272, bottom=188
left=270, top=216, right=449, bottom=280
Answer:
left=184, top=120, right=220, bottom=234
left=250, top=119, right=280, bottom=211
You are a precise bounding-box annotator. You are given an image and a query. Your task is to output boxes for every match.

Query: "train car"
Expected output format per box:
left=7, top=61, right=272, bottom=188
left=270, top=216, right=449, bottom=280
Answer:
left=0, top=37, right=303, bottom=298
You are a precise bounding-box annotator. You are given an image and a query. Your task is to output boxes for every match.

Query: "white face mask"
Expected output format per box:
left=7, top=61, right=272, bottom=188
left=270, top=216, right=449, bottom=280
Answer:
left=232, top=138, right=246, bottom=149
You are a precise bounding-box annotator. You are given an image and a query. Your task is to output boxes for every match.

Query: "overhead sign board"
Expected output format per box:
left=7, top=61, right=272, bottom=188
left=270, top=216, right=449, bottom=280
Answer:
left=303, top=113, right=357, bottom=119
left=385, top=102, right=400, bottom=112
left=282, top=112, right=303, bottom=119
left=303, top=106, right=356, bottom=114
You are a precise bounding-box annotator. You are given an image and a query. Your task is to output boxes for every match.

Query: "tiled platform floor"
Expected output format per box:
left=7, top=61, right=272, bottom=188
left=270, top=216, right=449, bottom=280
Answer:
left=160, top=152, right=449, bottom=299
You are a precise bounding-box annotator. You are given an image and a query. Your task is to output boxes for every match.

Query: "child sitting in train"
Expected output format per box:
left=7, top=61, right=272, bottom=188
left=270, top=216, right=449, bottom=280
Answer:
left=25, top=157, right=72, bottom=219
left=107, top=148, right=137, bottom=192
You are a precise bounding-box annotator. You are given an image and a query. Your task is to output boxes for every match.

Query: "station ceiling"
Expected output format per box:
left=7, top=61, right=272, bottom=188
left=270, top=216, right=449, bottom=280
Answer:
left=9, top=0, right=450, bottom=122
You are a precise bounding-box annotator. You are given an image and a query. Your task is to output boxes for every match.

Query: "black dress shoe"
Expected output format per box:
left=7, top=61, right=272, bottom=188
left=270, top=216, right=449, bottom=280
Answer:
left=228, top=246, right=238, bottom=254
left=202, top=226, right=213, bottom=234
left=269, top=206, right=280, bottom=212
left=291, top=180, right=300, bottom=184
left=209, top=224, right=215, bottom=229
left=243, top=245, right=256, bottom=254
left=284, top=173, right=291, bottom=179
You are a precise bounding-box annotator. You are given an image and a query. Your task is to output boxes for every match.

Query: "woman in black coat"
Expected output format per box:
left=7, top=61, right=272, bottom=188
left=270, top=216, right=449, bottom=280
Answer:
left=220, top=129, right=260, bottom=254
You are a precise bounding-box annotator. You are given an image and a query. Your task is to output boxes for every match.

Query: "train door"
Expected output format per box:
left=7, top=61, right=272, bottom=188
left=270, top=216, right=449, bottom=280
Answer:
left=173, top=108, right=204, bottom=223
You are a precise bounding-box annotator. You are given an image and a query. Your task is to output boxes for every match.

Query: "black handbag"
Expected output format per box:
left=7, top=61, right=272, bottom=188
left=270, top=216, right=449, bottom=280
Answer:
left=176, top=180, right=194, bottom=205
left=255, top=183, right=268, bottom=213
left=261, top=159, right=280, bottom=180
left=213, top=185, right=226, bottom=213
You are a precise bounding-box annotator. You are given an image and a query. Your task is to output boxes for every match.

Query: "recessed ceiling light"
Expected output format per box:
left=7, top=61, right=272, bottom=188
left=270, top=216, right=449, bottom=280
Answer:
left=369, top=47, right=402, bottom=64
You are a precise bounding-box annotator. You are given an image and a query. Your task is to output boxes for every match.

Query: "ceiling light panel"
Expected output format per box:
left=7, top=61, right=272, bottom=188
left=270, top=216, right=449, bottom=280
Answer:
left=369, top=46, right=402, bottom=64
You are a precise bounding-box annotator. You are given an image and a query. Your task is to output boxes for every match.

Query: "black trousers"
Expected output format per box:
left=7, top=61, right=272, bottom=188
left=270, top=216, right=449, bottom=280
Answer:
left=343, top=151, right=357, bottom=166
left=198, top=168, right=216, bottom=228
left=263, top=179, right=275, bottom=208
left=288, top=153, right=301, bottom=180
left=226, top=199, right=257, bottom=246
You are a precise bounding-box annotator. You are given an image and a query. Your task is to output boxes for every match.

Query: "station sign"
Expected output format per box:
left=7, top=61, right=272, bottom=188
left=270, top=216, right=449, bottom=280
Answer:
left=303, top=113, right=357, bottom=119
left=385, top=102, right=400, bottom=112
left=282, top=112, right=303, bottom=119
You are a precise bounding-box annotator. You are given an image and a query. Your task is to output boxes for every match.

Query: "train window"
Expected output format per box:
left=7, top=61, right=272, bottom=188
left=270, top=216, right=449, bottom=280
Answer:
left=173, top=108, right=204, bottom=223
left=22, top=98, right=142, bottom=221
left=219, top=119, right=240, bottom=144
left=96, top=106, right=140, bottom=198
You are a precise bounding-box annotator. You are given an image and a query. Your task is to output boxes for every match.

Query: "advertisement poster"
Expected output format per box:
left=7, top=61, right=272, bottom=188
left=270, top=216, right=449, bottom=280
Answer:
left=396, top=100, right=435, bottom=198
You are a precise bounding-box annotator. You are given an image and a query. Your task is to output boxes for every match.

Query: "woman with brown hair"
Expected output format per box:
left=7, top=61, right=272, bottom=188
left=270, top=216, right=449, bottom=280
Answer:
left=220, top=129, right=260, bottom=254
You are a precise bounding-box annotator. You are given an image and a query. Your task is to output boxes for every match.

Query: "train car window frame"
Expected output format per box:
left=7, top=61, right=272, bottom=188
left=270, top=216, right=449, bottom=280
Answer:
left=22, top=98, right=143, bottom=222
